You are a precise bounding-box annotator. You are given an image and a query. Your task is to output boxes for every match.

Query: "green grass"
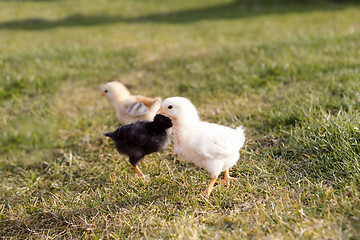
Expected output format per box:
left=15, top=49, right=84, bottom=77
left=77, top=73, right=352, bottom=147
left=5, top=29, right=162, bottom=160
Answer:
left=0, top=0, right=359, bottom=238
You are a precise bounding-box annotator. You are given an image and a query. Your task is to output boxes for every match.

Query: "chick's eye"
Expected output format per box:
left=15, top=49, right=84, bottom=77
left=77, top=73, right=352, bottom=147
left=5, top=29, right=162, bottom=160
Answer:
left=168, top=105, right=173, bottom=109
left=104, top=90, right=108, bottom=93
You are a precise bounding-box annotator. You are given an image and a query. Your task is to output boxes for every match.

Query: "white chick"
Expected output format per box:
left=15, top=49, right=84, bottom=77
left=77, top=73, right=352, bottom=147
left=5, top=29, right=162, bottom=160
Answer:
left=102, top=81, right=161, bottom=124
left=157, top=97, right=245, bottom=197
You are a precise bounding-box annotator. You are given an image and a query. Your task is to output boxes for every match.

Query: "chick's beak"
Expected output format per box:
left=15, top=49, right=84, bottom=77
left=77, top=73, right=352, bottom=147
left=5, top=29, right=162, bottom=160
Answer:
left=101, top=92, right=105, bottom=96
left=156, top=107, right=165, bottom=115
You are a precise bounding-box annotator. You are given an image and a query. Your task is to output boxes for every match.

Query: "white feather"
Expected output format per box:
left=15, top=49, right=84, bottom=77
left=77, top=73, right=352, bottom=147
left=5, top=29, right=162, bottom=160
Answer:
left=160, top=97, right=246, bottom=178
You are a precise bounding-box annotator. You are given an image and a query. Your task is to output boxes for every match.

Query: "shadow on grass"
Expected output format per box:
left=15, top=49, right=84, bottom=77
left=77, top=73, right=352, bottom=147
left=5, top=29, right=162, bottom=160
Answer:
left=0, top=1, right=357, bottom=30
left=0, top=0, right=59, bottom=1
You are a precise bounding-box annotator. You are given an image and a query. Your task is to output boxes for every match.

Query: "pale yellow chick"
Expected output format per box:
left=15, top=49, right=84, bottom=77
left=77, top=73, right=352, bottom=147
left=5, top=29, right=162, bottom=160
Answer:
left=102, top=81, right=161, bottom=124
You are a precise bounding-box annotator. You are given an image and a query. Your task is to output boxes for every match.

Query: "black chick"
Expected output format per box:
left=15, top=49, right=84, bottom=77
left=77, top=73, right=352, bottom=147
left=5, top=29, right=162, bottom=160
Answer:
left=105, top=114, right=173, bottom=180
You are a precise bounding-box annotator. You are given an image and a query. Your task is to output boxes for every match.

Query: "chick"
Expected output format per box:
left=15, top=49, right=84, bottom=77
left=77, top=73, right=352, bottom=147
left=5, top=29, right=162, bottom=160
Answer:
left=102, top=81, right=161, bottom=124
left=105, top=114, right=173, bottom=180
left=157, top=97, right=245, bottom=197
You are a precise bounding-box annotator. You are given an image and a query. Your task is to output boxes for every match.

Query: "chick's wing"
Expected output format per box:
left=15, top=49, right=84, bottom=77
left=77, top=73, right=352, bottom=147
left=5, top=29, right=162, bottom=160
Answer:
left=124, top=102, right=149, bottom=117
left=190, top=123, right=238, bottom=159
left=118, top=124, right=150, bottom=146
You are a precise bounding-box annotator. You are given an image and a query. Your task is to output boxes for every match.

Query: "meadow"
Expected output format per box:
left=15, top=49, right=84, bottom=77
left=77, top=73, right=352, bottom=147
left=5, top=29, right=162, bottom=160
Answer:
left=0, top=0, right=359, bottom=238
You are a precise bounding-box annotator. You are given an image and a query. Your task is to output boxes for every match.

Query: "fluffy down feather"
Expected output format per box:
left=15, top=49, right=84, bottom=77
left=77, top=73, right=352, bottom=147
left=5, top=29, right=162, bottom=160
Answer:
left=157, top=97, right=245, bottom=197
left=105, top=114, right=173, bottom=180
left=102, top=81, right=161, bottom=124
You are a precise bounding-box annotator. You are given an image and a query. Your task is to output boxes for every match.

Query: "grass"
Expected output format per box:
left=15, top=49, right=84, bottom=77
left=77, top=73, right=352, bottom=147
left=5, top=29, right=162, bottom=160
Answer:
left=0, top=0, right=359, bottom=238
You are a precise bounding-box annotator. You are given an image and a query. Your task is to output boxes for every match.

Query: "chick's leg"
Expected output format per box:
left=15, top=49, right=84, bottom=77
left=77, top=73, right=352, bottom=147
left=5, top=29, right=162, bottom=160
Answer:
left=223, top=169, right=237, bottom=186
left=132, top=165, right=148, bottom=181
left=130, top=156, right=148, bottom=181
left=203, top=176, right=218, bottom=197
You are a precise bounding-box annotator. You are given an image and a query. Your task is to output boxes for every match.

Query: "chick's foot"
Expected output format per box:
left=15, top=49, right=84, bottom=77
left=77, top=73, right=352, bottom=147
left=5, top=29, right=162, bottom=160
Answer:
left=223, top=169, right=237, bottom=186
left=201, top=176, right=218, bottom=197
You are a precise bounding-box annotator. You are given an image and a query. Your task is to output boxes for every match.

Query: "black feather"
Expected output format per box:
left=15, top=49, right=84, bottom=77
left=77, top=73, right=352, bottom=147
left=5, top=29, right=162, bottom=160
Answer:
left=105, top=114, right=173, bottom=168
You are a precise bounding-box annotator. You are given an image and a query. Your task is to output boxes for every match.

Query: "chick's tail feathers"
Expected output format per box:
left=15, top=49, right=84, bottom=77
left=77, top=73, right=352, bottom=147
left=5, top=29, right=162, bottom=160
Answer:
left=105, top=130, right=117, bottom=139
left=235, top=126, right=246, bottom=147
left=149, top=97, right=161, bottom=112
left=105, top=132, right=113, bottom=137
left=236, top=125, right=245, bottom=133
left=105, top=127, right=121, bottom=139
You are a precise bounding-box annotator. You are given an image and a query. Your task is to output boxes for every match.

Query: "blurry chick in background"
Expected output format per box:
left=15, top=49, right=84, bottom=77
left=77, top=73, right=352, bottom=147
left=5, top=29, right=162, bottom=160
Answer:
left=102, top=81, right=161, bottom=124
left=157, top=97, right=245, bottom=197
left=105, top=114, right=173, bottom=181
